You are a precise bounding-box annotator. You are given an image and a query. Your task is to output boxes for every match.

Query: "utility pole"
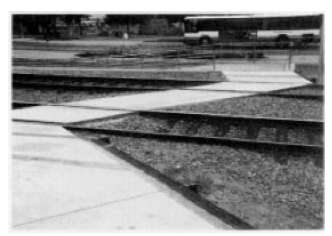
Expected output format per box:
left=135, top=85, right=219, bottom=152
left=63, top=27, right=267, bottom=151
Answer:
left=318, top=14, right=324, bottom=85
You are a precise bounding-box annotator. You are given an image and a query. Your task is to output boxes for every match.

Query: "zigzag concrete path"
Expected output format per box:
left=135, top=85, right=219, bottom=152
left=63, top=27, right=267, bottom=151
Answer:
left=12, top=66, right=310, bottom=230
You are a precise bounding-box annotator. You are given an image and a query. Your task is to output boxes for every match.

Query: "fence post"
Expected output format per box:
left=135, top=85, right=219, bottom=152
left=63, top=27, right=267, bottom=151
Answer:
left=212, top=52, right=216, bottom=71
left=252, top=31, right=258, bottom=63
left=288, top=43, right=293, bottom=70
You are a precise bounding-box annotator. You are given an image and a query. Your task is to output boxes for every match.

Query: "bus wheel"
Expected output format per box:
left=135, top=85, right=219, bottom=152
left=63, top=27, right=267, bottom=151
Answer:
left=276, top=35, right=290, bottom=49
left=199, top=37, right=212, bottom=46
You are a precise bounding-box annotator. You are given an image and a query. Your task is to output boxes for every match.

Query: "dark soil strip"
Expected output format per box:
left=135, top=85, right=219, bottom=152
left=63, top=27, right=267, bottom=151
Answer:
left=12, top=101, right=41, bottom=109
left=13, top=73, right=222, bottom=82
left=13, top=81, right=161, bottom=91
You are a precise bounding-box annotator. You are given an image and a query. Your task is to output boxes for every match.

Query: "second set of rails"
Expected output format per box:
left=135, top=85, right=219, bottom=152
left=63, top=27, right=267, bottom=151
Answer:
left=13, top=73, right=324, bottom=100
left=12, top=99, right=324, bottom=160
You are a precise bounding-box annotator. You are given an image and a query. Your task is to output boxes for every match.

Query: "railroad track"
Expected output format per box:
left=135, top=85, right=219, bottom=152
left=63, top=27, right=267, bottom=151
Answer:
left=13, top=103, right=323, bottom=228
left=12, top=73, right=324, bottom=100
left=65, top=125, right=323, bottom=156
left=13, top=58, right=210, bottom=68
left=13, top=73, right=218, bottom=91
left=62, top=108, right=321, bottom=152
left=13, top=76, right=215, bottom=85
left=66, top=117, right=322, bottom=229
left=60, top=105, right=322, bottom=156
left=13, top=80, right=324, bottom=100
left=13, top=98, right=323, bottom=145
left=136, top=110, right=323, bottom=145
left=13, top=81, right=163, bottom=91
left=62, top=106, right=323, bottom=230
left=13, top=73, right=222, bottom=83
left=12, top=101, right=323, bottom=136
left=137, top=109, right=323, bottom=130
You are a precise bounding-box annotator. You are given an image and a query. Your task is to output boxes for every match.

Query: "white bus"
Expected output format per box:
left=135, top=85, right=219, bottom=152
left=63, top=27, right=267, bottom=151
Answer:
left=183, top=13, right=322, bottom=47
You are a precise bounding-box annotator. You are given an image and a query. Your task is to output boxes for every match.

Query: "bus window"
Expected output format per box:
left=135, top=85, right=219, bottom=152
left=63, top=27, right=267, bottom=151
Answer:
left=184, top=20, right=197, bottom=33
left=197, top=20, right=216, bottom=31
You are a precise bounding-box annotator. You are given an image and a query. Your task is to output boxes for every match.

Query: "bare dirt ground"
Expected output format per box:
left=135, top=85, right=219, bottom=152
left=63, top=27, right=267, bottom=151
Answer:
left=13, top=37, right=320, bottom=70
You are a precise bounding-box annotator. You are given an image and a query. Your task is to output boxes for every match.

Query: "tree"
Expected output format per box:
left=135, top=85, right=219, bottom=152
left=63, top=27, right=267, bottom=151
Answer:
left=60, top=15, right=89, bottom=36
left=104, top=14, right=150, bottom=34
left=161, top=14, right=185, bottom=24
left=12, top=14, right=88, bottom=38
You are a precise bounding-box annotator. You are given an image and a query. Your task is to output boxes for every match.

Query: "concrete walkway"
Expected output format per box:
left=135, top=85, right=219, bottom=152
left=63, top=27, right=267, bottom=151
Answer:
left=12, top=122, right=228, bottom=230
left=12, top=70, right=309, bottom=124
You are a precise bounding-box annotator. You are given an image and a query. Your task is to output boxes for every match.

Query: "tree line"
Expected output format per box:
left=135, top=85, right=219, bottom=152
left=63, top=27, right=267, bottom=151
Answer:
left=13, top=14, right=186, bottom=38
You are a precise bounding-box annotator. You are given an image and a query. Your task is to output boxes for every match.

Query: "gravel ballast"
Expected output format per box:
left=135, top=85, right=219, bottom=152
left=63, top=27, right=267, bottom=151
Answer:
left=163, top=95, right=323, bottom=120
left=275, top=85, right=323, bottom=96
left=69, top=82, right=324, bottom=229
left=12, top=88, right=143, bottom=103
left=74, top=132, right=323, bottom=229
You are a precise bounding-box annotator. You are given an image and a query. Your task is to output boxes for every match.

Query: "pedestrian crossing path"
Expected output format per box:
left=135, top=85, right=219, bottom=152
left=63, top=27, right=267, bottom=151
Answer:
left=12, top=68, right=310, bottom=230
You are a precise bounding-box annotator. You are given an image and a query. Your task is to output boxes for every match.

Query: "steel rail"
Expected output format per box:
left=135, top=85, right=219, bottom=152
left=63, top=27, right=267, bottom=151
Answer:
left=65, top=125, right=323, bottom=155
left=136, top=110, right=323, bottom=129
left=12, top=100, right=324, bottom=145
